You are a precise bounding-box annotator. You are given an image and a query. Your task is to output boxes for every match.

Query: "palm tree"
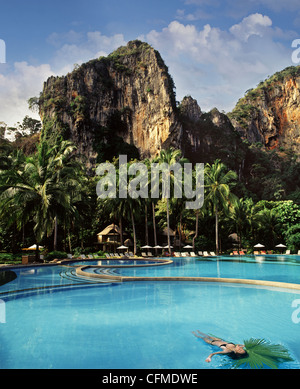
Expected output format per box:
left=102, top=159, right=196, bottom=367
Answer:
left=204, top=159, right=237, bottom=255
left=256, top=207, right=280, bottom=249
left=229, top=198, right=250, bottom=251
left=98, top=158, right=141, bottom=255
left=0, top=139, right=82, bottom=260
left=170, top=196, right=187, bottom=251
left=154, top=148, right=188, bottom=254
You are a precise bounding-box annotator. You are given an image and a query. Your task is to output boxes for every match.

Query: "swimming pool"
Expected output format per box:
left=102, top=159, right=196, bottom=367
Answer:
left=1, top=255, right=300, bottom=369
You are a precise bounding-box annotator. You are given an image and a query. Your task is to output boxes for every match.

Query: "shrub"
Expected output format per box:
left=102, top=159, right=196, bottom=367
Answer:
left=45, top=251, right=68, bottom=261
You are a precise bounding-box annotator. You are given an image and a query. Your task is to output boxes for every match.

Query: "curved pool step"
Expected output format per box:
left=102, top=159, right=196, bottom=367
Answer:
left=59, top=268, right=119, bottom=284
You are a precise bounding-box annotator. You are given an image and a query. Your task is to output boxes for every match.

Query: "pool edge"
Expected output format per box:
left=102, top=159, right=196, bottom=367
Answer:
left=75, top=266, right=300, bottom=291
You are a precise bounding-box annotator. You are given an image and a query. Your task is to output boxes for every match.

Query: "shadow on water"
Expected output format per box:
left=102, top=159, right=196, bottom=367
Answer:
left=0, top=270, right=17, bottom=286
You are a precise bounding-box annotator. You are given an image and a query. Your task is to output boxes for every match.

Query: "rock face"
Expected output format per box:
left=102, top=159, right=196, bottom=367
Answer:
left=39, top=40, right=243, bottom=171
left=229, top=66, right=300, bottom=155
left=39, top=41, right=299, bottom=173
left=39, top=41, right=180, bottom=167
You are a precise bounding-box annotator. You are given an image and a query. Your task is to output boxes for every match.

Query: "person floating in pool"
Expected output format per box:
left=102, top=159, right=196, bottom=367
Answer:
left=192, top=331, right=248, bottom=362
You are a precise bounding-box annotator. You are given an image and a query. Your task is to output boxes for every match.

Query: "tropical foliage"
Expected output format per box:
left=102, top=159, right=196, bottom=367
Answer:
left=0, top=118, right=299, bottom=259
left=0, top=138, right=84, bottom=259
left=231, top=338, right=294, bottom=369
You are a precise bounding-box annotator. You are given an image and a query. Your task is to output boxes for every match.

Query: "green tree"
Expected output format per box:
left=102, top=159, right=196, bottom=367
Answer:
left=229, top=198, right=249, bottom=250
left=285, top=224, right=300, bottom=252
left=204, top=159, right=237, bottom=255
left=0, top=140, right=83, bottom=260
left=256, top=207, right=281, bottom=249
left=154, top=148, right=188, bottom=254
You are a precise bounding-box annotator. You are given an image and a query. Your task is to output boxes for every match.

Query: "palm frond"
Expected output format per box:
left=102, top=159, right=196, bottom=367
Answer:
left=232, top=338, right=294, bottom=369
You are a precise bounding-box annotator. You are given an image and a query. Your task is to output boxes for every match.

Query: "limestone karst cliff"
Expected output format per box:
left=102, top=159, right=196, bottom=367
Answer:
left=38, top=40, right=244, bottom=171
left=39, top=41, right=180, bottom=168
left=38, top=41, right=299, bottom=178
left=229, top=66, right=300, bottom=156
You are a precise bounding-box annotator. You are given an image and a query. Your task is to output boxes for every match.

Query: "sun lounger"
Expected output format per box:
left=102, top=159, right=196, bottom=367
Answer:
left=88, top=254, right=94, bottom=259
left=147, top=252, right=153, bottom=257
left=174, top=252, right=180, bottom=257
left=239, top=251, right=245, bottom=255
left=232, top=251, right=238, bottom=255
left=181, top=252, right=188, bottom=257
left=203, top=251, right=209, bottom=257
left=190, top=252, right=197, bottom=257
left=198, top=251, right=203, bottom=256
left=298, top=250, right=300, bottom=255
left=210, top=252, right=217, bottom=256
left=67, top=254, right=72, bottom=259
left=285, top=250, right=290, bottom=255
left=253, top=251, right=259, bottom=255
left=80, top=254, right=87, bottom=259
left=260, top=251, right=266, bottom=255
left=141, top=252, right=147, bottom=257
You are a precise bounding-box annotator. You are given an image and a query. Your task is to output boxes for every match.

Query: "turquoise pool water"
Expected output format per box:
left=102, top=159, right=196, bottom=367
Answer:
left=1, top=255, right=300, bottom=369
left=82, top=255, right=300, bottom=284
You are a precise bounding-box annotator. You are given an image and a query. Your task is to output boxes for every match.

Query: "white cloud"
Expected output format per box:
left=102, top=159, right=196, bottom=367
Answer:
left=229, top=13, right=272, bottom=41
left=145, top=15, right=292, bottom=112
left=51, top=31, right=127, bottom=73
left=0, top=62, right=54, bottom=126
left=0, top=14, right=295, bottom=127
left=0, top=31, right=127, bottom=126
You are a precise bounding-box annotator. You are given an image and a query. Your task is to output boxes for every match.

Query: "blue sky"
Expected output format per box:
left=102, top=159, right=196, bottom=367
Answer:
left=0, top=0, right=299, bottom=126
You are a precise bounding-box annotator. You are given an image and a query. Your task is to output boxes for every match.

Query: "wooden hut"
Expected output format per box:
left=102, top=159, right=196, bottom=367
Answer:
left=97, top=224, right=126, bottom=253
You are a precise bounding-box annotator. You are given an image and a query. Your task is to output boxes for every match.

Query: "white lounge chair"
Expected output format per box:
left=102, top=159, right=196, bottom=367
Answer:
left=298, top=250, right=300, bottom=255
left=198, top=251, right=203, bottom=256
left=88, top=254, right=94, bottom=259
left=80, top=254, right=87, bottom=259
left=285, top=250, right=291, bottom=255
left=210, top=252, right=217, bottom=256
left=174, top=252, right=180, bottom=257
left=141, top=252, right=147, bottom=257
left=147, top=252, right=153, bottom=257
left=67, top=254, right=72, bottom=259
left=190, top=252, right=197, bottom=257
